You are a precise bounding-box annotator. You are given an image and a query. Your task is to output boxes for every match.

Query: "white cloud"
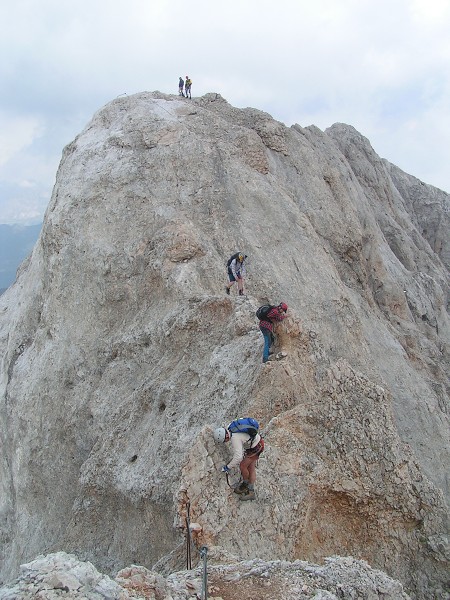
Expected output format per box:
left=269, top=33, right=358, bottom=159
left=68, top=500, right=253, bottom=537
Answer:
left=0, top=0, right=449, bottom=225
left=411, top=0, right=450, bottom=24
left=0, top=113, right=43, bottom=166
left=19, top=180, right=37, bottom=188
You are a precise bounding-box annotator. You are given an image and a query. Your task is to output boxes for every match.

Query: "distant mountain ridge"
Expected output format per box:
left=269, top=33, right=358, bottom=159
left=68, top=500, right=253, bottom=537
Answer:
left=0, top=223, right=42, bottom=293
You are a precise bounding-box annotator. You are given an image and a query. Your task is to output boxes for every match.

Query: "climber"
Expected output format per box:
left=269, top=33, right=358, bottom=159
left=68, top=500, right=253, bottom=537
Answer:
left=178, top=76, right=185, bottom=96
left=213, top=419, right=264, bottom=501
left=258, top=303, right=288, bottom=363
left=185, top=76, right=192, bottom=98
left=225, top=252, right=247, bottom=296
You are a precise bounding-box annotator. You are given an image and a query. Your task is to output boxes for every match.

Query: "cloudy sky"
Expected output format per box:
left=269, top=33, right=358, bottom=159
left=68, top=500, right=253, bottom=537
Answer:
left=1, top=0, right=449, bottom=225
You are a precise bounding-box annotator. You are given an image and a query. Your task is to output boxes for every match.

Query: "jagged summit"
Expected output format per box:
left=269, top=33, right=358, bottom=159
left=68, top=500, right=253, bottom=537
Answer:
left=0, top=92, right=448, bottom=598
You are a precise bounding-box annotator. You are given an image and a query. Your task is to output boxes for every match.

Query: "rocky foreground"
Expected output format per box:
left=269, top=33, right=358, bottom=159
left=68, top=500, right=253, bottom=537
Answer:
left=0, top=551, right=413, bottom=599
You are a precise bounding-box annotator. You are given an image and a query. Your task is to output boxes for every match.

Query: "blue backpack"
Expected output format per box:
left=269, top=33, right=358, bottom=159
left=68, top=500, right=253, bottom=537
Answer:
left=228, top=417, right=259, bottom=441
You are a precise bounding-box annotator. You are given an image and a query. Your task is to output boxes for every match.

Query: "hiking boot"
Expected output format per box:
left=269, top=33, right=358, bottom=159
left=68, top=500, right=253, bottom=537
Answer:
left=233, top=481, right=248, bottom=495
left=239, top=290, right=244, bottom=296
left=225, top=287, right=230, bottom=295
left=239, top=490, right=255, bottom=501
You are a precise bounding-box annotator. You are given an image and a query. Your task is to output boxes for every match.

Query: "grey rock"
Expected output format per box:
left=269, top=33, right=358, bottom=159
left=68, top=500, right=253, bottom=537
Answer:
left=0, top=92, right=448, bottom=599
left=0, top=552, right=412, bottom=599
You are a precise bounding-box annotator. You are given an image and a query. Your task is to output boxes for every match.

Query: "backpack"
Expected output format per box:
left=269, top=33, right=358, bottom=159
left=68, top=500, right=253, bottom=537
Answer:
left=256, top=304, right=275, bottom=320
left=228, top=417, right=259, bottom=441
left=227, top=252, right=241, bottom=267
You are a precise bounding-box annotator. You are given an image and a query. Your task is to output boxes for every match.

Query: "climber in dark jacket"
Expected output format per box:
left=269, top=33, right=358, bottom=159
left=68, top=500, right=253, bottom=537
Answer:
left=178, top=76, right=185, bottom=96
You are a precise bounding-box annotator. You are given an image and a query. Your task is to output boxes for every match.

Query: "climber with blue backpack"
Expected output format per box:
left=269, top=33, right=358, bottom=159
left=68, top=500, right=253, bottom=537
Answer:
left=257, top=303, right=288, bottom=363
left=213, top=417, right=264, bottom=501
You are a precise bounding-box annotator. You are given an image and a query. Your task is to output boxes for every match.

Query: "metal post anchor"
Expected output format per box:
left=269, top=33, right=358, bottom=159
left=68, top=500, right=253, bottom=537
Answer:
left=199, top=545, right=208, bottom=600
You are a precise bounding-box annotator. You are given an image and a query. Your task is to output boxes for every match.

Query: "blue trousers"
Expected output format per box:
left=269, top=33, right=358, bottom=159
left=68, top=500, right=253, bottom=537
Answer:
left=260, top=326, right=274, bottom=362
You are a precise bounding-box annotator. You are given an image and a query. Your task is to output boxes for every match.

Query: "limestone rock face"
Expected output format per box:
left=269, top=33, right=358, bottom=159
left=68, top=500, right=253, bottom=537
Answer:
left=0, top=92, right=448, bottom=599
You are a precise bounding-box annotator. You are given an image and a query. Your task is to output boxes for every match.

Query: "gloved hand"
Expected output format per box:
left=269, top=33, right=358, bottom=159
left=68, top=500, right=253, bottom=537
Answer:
left=221, top=465, right=230, bottom=473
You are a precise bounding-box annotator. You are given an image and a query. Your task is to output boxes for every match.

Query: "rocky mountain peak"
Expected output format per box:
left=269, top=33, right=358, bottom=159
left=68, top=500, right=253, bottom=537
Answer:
left=0, top=91, right=448, bottom=598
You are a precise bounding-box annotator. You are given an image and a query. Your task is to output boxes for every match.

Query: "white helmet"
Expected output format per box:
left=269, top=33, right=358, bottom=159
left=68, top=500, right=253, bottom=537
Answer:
left=213, top=427, right=227, bottom=443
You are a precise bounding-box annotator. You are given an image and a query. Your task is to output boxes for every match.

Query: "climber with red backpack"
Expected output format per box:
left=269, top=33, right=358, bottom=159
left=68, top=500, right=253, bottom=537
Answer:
left=213, top=417, right=264, bottom=501
left=257, top=303, right=288, bottom=363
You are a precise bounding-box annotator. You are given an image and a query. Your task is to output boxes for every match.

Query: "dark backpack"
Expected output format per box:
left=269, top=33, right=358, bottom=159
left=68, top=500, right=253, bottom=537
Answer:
left=227, top=252, right=241, bottom=267
left=228, top=417, right=259, bottom=442
left=256, top=304, right=275, bottom=320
